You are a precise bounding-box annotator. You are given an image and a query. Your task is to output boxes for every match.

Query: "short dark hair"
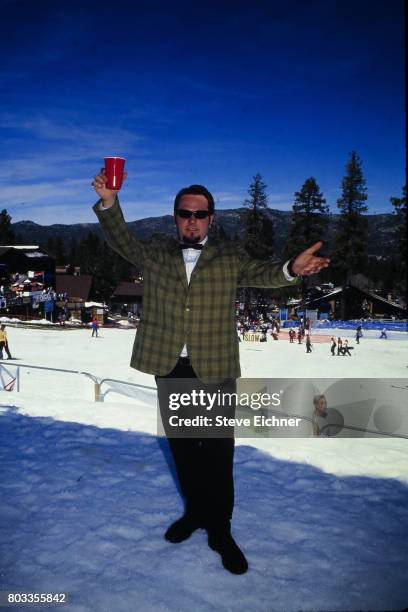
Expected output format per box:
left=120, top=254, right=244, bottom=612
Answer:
left=174, top=184, right=215, bottom=214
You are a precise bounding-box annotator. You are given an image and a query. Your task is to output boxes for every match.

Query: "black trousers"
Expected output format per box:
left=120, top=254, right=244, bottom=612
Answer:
left=0, top=341, right=10, bottom=359
left=156, top=359, right=236, bottom=532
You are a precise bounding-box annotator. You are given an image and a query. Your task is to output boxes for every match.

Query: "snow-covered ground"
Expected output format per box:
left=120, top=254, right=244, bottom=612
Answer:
left=1, top=326, right=407, bottom=611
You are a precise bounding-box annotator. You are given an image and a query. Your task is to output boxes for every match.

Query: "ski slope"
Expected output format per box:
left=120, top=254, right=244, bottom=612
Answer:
left=1, top=326, right=407, bottom=611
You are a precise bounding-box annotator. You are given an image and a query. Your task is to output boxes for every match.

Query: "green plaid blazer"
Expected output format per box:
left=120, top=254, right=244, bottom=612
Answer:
left=94, top=198, right=300, bottom=383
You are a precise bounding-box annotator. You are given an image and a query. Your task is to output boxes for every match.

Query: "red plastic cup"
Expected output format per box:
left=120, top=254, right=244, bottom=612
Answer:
left=104, top=157, right=126, bottom=190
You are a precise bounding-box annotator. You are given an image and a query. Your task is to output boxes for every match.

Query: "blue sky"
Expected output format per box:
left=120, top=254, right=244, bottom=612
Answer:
left=0, top=0, right=405, bottom=224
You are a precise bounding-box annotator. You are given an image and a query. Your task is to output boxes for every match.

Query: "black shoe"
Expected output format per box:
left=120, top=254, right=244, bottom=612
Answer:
left=165, top=515, right=201, bottom=543
left=208, top=532, right=248, bottom=574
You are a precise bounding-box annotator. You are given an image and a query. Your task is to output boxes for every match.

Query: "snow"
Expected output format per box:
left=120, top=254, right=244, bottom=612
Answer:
left=1, top=326, right=407, bottom=611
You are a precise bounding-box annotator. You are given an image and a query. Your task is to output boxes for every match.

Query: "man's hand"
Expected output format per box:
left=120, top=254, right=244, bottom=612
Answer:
left=91, top=168, right=128, bottom=208
left=291, top=242, right=330, bottom=276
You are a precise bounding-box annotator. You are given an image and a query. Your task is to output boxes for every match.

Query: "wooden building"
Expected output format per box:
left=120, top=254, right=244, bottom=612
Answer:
left=55, top=274, right=93, bottom=320
left=0, top=245, right=55, bottom=286
left=111, top=281, right=143, bottom=315
left=305, top=284, right=407, bottom=319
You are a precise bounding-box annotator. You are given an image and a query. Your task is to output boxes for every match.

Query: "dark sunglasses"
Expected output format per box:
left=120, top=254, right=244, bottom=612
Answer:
left=176, top=209, right=211, bottom=219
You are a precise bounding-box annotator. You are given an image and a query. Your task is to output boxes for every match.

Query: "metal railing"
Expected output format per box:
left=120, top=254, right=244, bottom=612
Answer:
left=0, top=361, right=156, bottom=402
left=1, top=363, right=406, bottom=439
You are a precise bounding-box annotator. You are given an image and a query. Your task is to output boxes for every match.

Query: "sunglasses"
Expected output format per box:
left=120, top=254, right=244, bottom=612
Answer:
left=176, top=209, right=211, bottom=219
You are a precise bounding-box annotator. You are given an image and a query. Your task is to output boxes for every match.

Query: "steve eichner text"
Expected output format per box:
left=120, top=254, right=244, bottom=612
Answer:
left=168, top=415, right=302, bottom=428
left=168, top=390, right=282, bottom=411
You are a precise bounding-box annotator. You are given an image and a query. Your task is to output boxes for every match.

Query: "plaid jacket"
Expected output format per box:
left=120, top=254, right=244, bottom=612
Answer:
left=93, top=198, right=300, bottom=383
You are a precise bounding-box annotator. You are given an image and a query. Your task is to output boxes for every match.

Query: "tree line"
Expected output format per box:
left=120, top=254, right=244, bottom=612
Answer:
left=0, top=150, right=406, bottom=301
left=240, top=151, right=406, bottom=297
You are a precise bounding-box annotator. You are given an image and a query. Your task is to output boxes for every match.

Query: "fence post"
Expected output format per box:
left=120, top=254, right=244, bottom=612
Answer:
left=94, top=382, right=101, bottom=402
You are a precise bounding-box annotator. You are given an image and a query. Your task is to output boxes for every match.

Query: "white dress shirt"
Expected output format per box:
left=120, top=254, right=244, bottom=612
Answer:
left=179, top=236, right=208, bottom=357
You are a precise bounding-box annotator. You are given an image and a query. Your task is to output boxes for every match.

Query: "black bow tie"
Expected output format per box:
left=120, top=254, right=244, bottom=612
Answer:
left=180, top=243, right=203, bottom=250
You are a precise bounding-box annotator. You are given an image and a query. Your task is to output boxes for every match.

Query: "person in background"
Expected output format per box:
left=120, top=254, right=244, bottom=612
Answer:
left=337, top=337, right=343, bottom=355
left=306, top=333, right=312, bottom=353
left=91, top=318, right=99, bottom=338
left=330, top=337, right=336, bottom=356
left=0, top=324, right=13, bottom=359
left=343, top=339, right=352, bottom=356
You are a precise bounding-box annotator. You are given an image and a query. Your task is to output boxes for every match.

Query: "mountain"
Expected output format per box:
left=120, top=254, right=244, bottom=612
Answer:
left=11, top=208, right=398, bottom=257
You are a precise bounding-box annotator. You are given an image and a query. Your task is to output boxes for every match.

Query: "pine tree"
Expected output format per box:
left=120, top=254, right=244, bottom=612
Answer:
left=243, top=173, right=274, bottom=259
left=93, top=241, right=117, bottom=301
left=332, top=151, right=368, bottom=283
left=45, top=236, right=56, bottom=257
left=0, top=209, right=15, bottom=244
left=54, top=236, right=66, bottom=265
left=240, top=174, right=277, bottom=311
left=283, top=177, right=329, bottom=260
left=243, top=173, right=268, bottom=212
left=77, top=232, right=101, bottom=274
left=390, top=185, right=407, bottom=291
left=69, top=238, right=78, bottom=267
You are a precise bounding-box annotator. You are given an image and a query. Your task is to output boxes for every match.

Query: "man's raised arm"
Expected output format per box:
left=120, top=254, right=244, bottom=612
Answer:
left=91, top=168, right=147, bottom=267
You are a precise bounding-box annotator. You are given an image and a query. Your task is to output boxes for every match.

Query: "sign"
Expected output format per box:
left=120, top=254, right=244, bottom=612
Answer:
left=279, top=307, right=288, bottom=321
left=243, top=333, right=260, bottom=342
left=44, top=300, right=54, bottom=313
left=306, top=309, right=318, bottom=321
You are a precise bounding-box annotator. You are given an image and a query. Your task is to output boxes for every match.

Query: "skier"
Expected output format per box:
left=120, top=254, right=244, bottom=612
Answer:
left=0, top=325, right=13, bottom=359
left=91, top=318, right=99, bottom=338
left=330, top=337, right=336, bottom=356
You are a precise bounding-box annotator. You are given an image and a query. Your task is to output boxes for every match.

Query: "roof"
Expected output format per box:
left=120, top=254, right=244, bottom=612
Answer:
left=55, top=275, right=92, bottom=300
left=305, top=287, right=343, bottom=304
left=305, top=285, right=407, bottom=312
left=0, top=245, right=53, bottom=259
left=112, top=281, right=144, bottom=297
left=1, top=245, right=40, bottom=249
left=84, top=301, right=106, bottom=308
left=363, top=289, right=404, bottom=309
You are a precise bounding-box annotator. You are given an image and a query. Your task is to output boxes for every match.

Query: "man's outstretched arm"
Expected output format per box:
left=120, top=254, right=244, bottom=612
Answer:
left=237, top=241, right=330, bottom=288
left=289, top=241, right=330, bottom=276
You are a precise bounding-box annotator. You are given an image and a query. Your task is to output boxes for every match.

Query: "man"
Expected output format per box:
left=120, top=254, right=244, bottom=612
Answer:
left=305, top=333, right=312, bottom=353
left=92, top=169, right=329, bottom=575
left=312, top=394, right=330, bottom=437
